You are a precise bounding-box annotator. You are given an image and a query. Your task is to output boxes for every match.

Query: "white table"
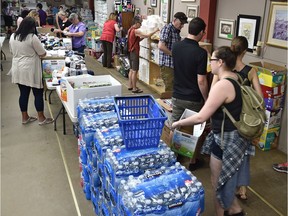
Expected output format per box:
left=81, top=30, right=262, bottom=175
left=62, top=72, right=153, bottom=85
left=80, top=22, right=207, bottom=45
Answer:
left=54, top=86, right=77, bottom=135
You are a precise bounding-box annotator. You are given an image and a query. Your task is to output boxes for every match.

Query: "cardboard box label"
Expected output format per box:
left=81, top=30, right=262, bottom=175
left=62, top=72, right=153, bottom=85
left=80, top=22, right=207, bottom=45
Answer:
left=261, top=84, right=285, bottom=98
left=264, top=95, right=284, bottom=111
left=264, top=109, right=282, bottom=129
left=42, top=59, right=65, bottom=78
left=172, top=109, right=206, bottom=158
left=258, top=127, right=280, bottom=151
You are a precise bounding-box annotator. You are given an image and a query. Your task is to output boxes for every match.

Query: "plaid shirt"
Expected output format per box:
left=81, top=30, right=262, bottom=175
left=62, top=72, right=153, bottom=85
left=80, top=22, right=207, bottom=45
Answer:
left=202, top=131, right=252, bottom=208
left=159, top=23, right=181, bottom=68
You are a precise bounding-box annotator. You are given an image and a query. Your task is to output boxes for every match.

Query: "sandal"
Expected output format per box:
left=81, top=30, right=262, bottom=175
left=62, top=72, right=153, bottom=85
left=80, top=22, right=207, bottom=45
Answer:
left=236, top=193, right=248, bottom=200
left=39, top=117, right=54, bottom=126
left=128, top=87, right=139, bottom=91
left=132, top=88, right=143, bottom=93
left=22, top=116, right=37, bottom=125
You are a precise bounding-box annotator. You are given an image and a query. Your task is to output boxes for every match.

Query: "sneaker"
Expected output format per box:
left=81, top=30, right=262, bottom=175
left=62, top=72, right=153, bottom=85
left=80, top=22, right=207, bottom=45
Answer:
left=188, top=158, right=204, bottom=171
left=272, top=162, right=288, bottom=173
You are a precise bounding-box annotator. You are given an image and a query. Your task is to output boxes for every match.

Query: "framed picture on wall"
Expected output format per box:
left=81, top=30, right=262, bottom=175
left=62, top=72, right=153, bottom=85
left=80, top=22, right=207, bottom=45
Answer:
left=218, top=19, right=235, bottom=40
left=160, top=0, right=170, bottom=23
left=266, top=2, right=288, bottom=49
left=151, top=0, right=157, bottom=7
left=236, top=14, right=261, bottom=52
left=187, top=5, right=198, bottom=21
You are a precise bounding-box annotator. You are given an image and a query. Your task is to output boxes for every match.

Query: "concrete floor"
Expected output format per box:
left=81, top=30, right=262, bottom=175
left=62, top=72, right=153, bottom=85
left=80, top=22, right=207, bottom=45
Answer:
left=1, top=39, right=287, bottom=216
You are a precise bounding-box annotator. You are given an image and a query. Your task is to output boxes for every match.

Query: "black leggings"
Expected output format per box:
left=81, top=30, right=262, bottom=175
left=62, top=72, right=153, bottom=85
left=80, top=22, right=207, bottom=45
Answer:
left=18, top=84, right=44, bottom=112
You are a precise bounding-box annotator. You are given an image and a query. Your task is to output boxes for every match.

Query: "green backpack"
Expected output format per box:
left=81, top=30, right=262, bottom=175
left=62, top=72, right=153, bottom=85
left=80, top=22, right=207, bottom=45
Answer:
left=222, top=76, right=266, bottom=140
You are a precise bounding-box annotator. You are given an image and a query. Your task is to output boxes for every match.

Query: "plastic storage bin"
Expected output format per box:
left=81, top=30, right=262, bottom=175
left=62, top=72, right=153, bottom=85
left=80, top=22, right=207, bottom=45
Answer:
left=114, top=95, right=167, bottom=150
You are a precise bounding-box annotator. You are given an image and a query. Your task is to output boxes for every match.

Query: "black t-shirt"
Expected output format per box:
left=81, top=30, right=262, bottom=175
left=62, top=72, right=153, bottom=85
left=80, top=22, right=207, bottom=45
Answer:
left=59, top=19, right=72, bottom=37
left=172, top=38, right=207, bottom=102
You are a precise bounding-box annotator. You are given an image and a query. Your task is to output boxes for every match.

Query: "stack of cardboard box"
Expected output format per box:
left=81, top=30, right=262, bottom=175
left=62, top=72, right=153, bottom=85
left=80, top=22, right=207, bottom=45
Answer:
left=250, top=62, right=287, bottom=151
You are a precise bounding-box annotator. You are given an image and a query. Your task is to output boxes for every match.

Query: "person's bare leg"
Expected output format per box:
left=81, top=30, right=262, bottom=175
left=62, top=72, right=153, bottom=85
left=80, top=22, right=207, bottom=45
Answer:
left=128, top=69, right=133, bottom=89
left=210, top=155, right=225, bottom=216
left=22, top=111, right=29, bottom=122
left=37, top=111, right=46, bottom=122
left=132, top=71, right=138, bottom=90
left=226, top=197, right=243, bottom=215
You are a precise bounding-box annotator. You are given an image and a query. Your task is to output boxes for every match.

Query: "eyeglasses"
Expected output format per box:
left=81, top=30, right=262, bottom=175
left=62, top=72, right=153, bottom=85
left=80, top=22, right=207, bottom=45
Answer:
left=210, top=58, right=219, bottom=61
left=176, top=18, right=185, bottom=25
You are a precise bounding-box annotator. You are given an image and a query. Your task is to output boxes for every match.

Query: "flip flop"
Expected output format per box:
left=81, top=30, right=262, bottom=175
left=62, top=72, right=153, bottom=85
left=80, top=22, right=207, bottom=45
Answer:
left=22, top=116, right=37, bottom=124
left=39, top=117, right=54, bottom=126
left=132, top=88, right=143, bottom=93
left=128, top=87, right=139, bottom=91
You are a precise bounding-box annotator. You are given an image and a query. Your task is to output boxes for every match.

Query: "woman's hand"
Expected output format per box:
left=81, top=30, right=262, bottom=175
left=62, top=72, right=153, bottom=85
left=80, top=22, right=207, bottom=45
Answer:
left=171, top=121, right=180, bottom=130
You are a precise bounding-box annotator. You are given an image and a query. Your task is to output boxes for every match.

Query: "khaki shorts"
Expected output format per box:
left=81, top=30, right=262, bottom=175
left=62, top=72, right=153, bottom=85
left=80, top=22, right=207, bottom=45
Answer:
left=171, top=97, right=204, bottom=123
left=160, top=66, right=174, bottom=92
left=129, top=51, right=139, bottom=71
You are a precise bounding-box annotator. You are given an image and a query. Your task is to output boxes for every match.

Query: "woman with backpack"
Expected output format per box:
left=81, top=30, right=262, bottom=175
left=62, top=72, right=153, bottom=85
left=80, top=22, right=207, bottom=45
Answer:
left=212, top=36, right=263, bottom=201
left=172, top=46, right=249, bottom=216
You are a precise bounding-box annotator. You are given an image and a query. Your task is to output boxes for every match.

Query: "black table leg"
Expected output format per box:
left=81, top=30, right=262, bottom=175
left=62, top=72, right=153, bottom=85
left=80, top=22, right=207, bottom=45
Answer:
left=62, top=104, right=66, bottom=135
left=54, top=105, right=64, bottom=131
left=44, top=89, right=47, bottom=101
left=48, top=90, right=53, bottom=104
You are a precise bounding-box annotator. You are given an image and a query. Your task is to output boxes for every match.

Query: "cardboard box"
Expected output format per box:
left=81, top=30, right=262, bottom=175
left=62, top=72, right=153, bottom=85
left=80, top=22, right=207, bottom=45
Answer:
left=42, top=59, right=66, bottom=78
left=264, top=109, right=282, bottom=130
left=36, top=26, right=56, bottom=36
left=261, top=84, right=285, bottom=98
left=161, top=125, right=171, bottom=147
left=264, top=95, right=284, bottom=111
left=65, top=75, right=122, bottom=117
left=156, top=99, right=172, bottom=127
left=250, top=62, right=286, bottom=87
left=258, top=127, right=280, bottom=151
left=171, top=109, right=206, bottom=158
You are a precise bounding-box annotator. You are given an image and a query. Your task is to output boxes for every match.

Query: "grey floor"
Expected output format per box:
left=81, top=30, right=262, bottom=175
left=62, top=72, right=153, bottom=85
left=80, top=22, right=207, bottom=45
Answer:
left=1, top=39, right=287, bottom=216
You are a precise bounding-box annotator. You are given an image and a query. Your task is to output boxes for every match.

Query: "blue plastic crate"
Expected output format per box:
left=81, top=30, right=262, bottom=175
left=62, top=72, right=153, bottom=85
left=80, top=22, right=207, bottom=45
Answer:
left=114, top=95, right=167, bottom=150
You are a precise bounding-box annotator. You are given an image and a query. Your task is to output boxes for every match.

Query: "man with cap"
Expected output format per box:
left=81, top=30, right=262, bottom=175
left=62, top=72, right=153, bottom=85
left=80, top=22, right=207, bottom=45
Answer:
left=171, top=17, right=208, bottom=171
left=158, top=12, right=188, bottom=93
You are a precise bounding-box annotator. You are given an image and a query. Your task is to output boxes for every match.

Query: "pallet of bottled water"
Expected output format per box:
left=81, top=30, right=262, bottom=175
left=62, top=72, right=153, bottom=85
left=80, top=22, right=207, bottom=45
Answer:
left=77, top=97, right=115, bottom=119
left=103, top=141, right=177, bottom=212
left=79, top=111, right=118, bottom=148
left=117, top=163, right=205, bottom=216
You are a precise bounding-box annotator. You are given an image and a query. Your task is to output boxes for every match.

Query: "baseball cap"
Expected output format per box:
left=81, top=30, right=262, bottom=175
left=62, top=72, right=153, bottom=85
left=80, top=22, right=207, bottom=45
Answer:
left=174, top=12, right=188, bottom=24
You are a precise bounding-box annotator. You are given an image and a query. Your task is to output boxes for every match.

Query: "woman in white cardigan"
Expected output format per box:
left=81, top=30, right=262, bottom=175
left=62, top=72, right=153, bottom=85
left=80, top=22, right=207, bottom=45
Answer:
left=9, top=17, right=53, bottom=125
